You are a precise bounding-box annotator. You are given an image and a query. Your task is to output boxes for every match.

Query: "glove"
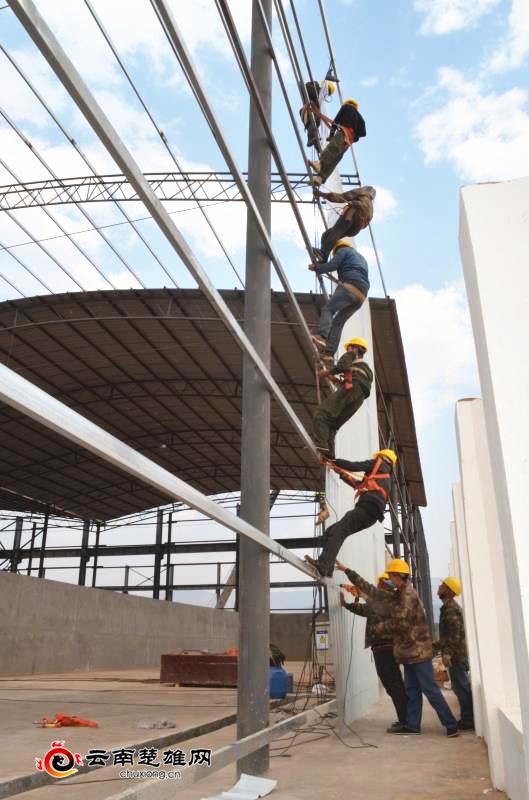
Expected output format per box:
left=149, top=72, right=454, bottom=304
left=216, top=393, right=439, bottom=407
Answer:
left=442, top=654, right=452, bottom=668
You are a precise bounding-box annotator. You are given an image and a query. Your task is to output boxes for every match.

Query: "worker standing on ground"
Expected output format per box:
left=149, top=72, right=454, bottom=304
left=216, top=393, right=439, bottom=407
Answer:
left=312, top=337, right=373, bottom=458
left=309, top=99, right=366, bottom=186
left=313, top=186, right=376, bottom=263
left=366, top=559, right=459, bottom=737
left=309, top=240, right=369, bottom=361
left=339, top=567, right=408, bottom=727
left=299, top=79, right=335, bottom=148
left=304, top=450, right=396, bottom=577
left=435, top=577, right=474, bottom=731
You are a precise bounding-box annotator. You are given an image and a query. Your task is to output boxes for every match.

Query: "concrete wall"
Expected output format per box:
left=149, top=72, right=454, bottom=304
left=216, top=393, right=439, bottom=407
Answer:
left=0, top=571, right=238, bottom=676
left=458, top=176, right=529, bottom=798
left=270, top=612, right=319, bottom=662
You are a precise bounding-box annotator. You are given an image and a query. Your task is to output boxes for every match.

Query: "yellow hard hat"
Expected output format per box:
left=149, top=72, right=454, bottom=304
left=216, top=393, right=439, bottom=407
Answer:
left=386, top=559, right=410, bottom=575
left=377, top=572, right=389, bottom=582
left=374, top=449, right=397, bottom=466
left=344, top=337, right=368, bottom=352
left=328, top=82, right=335, bottom=95
left=443, top=577, right=461, bottom=596
left=344, top=98, right=359, bottom=109
left=332, top=238, right=352, bottom=255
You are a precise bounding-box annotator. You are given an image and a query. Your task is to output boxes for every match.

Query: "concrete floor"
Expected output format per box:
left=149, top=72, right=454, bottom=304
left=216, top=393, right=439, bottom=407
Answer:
left=0, top=667, right=505, bottom=800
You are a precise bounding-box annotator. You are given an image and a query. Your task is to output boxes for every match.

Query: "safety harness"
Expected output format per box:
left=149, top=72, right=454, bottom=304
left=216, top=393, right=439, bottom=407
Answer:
left=318, top=111, right=356, bottom=146
left=330, top=457, right=391, bottom=501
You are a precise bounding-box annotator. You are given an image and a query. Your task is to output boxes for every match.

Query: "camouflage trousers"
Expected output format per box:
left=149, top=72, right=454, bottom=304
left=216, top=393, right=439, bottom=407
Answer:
left=312, top=385, right=366, bottom=455
left=319, top=129, right=349, bottom=181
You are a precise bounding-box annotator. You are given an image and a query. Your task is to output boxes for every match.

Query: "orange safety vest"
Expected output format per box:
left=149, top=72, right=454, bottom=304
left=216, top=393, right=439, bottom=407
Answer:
left=331, top=457, right=390, bottom=501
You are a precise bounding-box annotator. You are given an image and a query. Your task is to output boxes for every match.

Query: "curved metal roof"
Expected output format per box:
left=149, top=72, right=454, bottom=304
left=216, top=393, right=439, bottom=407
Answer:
left=0, top=289, right=425, bottom=520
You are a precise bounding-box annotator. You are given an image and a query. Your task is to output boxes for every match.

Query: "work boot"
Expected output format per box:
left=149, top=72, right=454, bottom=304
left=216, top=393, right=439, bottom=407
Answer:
left=387, top=724, right=420, bottom=735
left=311, top=247, right=327, bottom=263
left=311, top=334, right=327, bottom=350
left=303, top=555, right=326, bottom=579
left=446, top=728, right=459, bottom=738
left=457, top=721, right=475, bottom=731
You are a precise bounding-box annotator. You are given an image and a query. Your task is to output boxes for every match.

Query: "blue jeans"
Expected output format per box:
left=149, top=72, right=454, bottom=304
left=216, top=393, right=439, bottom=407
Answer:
left=449, top=658, right=474, bottom=726
left=318, top=286, right=363, bottom=356
left=404, top=661, right=457, bottom=732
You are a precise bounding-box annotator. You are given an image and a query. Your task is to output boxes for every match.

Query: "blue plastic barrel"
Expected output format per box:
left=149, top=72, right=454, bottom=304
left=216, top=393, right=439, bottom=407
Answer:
left=269, top=666, right=289, bottom=699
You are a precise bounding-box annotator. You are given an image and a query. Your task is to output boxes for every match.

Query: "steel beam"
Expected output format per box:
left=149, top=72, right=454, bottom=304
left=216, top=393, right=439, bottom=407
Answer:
left=153, top=508, right=163, bottom=599
left=0, top=363, right=316, bottom=578
left=0, top=171, right=359, bottom=209
left=10, top=516, right=22, bottom=572
left=7, top=0, right=318, bottom=460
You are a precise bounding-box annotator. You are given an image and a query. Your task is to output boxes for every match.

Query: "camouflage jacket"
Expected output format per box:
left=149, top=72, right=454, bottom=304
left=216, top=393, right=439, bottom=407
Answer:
left=344, top=570, right=396, bottom=649
left=331, top=354, right=373, bottom=398
left=439, top=599, right=468, bottom=663
left=376, top=581, right=433, bottom=664
left=319, top=186, right=374, bottom=228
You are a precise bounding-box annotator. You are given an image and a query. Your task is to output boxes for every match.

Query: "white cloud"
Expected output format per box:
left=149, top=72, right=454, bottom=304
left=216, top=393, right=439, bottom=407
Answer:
left=487, top=0, right=529, bottom=73
left=393, top=281, right=479, bottom=428
left=360, top=76, right=379, bottom=88
left=415, top=67, right=529, bottom=181
left=373, top=186, right=397, bottom=221
left=414, top=0, right=500, bottom=35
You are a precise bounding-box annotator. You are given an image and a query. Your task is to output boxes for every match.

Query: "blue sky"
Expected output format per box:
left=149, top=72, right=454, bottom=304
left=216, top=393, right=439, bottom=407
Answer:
left=0, top=0, right=528, bottom=582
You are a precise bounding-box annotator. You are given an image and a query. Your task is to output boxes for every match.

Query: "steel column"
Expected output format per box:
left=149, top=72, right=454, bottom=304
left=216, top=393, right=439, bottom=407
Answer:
left=237, top=0, right=272, bottom=776
left=123, top=565, right=130, bottom=595
left=165, top=512, right=173, bottom=601
left=78, top=519, right=90, bottom=586
left=389, top=481, right=401, bottom=558
left=10, top=517, right=22, bottom=573
left=92, top=522, right=101, bottom=587
left=27, top=521, right=36, bottom=575
left=37, top=510, right=48, bottom=578
left=153, top=508, right=163, bottom=599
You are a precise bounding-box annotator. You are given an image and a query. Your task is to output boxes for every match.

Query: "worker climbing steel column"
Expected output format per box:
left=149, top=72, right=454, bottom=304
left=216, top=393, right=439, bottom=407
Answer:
left=304, top=450, right=397, bottom=577
left=299, top=79, right=335, bottom=148
left=309, top=240, right=369, bottom=362
left=312, top=336, right=373, bottom=459
left=338, top=567, right=408, bottom=727
left=309, top=99, right=366, bottom=186
left=313, top=185, right=376, bottom=263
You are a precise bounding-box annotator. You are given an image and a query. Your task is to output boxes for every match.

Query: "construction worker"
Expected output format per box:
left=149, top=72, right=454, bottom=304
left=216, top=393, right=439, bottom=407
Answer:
left=370, top=559, right=459, bottom=737
left=304, top=450, right=396, bottom=577
left=312, top=337, right=373, bottom=458
left=309, top=240, right=369, bottom=361
left=299, top=79, right=335, bottom=148
left=434, top=577, right=474, bottom=731
left=339, top=566, right=407, bottom=727
left=313, top=186, right=376, bottom=263
left=309, top=99, right=366, bottom=186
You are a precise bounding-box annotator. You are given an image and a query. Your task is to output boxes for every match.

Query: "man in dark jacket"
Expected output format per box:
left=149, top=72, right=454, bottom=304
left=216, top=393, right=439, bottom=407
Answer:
left=435, top=577, right=474, bottom=731
left=309, top=241, right=369, bottom=360
left=372, top=560, right=459, bottom=737
left=313, top=186, right=376, bottom=263
left=304, top=449, right=396, bottom=577
left=339, top=566, right=407, bottom=726
left=312, top=336, right=373, bottom=458
left=309, top=99, right=366, bottom=185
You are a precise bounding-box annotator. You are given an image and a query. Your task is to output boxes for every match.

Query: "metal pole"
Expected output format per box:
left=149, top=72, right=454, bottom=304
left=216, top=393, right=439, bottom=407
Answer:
left=216, top=562, right=222, bottom=604
left=123, top=565, right=130, bottom=595
left=165, top=512, right=173, bottom=601
left=78, top=519, right=90, bottom=586
left=27, top=521, right=36, bottom=575
left=153, top=508, right=163, bottom=600
left=237, top=0, right=272, bottom=777
left=390, top=482, right=401, bottom=558
left=92, top=522, right=101, bottom=587
left=37, top=509, right=49, bottom=579
left=11, top=517, right=22, bottom=572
